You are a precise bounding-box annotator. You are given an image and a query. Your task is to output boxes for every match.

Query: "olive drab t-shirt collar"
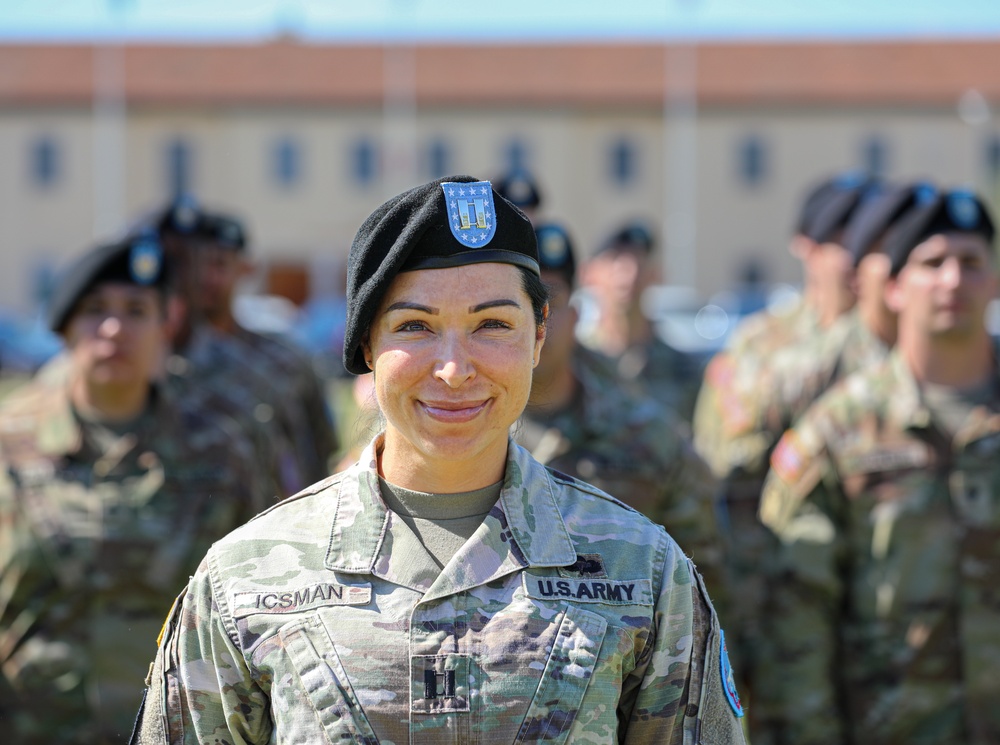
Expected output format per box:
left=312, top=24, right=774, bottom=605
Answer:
left=323, top=433, right=577, bottom=602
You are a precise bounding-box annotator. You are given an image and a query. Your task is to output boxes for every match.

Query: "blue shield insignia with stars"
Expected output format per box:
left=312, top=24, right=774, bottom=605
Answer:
left=441, top=181, right=497, bottom=248
left=719, top=629, right=745, bottom=718
left=129, top=239, right=163, bottom=285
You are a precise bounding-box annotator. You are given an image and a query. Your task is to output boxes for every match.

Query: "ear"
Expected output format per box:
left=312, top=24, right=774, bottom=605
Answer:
left=360, top=334, right=374, bottom=370
left=533, top=304, right=549, bottom=367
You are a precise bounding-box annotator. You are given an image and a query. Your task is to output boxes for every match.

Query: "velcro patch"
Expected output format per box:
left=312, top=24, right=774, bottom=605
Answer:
left=523, top=573, right=652, bottom=605
left=232, top=582, right=372, bottom=618
left=771, top=430, right=809, bottom=484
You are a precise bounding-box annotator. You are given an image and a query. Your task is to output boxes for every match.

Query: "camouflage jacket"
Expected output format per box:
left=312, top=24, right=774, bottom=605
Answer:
left=175, top=324, right=311, bottom=495
left=760, top=308, right=890, bottom=438
left=693, top=299, right=819, bottom=480
left=759, top=350, right=1000, bottom=745
left=613, top=336, right=704, bottom=423
left=133, top=436, right=747, bottom=745
left=0, top=376, right=262, bottom=744
left=232, top=326, right=338, bottom=483
left=518, top=346, right=727, bottom=606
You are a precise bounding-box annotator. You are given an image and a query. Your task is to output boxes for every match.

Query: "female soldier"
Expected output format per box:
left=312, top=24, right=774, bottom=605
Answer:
left=132, top=176, right=746, bottom=744
left=0, top=235, right=263, bottom=744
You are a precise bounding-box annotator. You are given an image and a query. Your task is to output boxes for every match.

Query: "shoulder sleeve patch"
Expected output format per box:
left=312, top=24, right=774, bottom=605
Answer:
left=770, top=430, right=809, bottom=484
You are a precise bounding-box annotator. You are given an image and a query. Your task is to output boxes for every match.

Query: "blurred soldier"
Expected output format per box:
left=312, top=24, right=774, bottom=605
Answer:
left=760, top=181, right=935, bottom=436
left=518, top=222, right=728, bottom=606
left=690, top=173, right=875, bottom=741
left=494, top=168, right=543, bottom=225
left=154, top=198, right=313, bottom=496
left=760, top=190, right=1000, bottom=744
left=194, top=211, right=338, bottom=482
left=0, top=235, right=263, bottom=744
left=694, top=172, right=875, bottom=476
left=579, top=220, right=703, bottom=420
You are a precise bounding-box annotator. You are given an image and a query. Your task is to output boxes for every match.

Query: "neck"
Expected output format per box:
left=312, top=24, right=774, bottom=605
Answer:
left=378, top=431, right=508, bottom=493
left=207, top=309, right=238, bottom=335
left=900, top=329, right=994, bottom=388
left=71, top=376, right=150, bottom=423
left=527, top=365, right=578, bottom=414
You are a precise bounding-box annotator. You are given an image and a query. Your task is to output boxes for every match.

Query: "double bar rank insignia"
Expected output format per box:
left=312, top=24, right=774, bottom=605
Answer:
left=442, top=181, right=497, bottom=247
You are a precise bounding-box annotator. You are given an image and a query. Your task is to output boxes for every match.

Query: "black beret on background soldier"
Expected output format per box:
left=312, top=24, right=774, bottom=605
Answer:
left=131, top=175, right=746, bottom=744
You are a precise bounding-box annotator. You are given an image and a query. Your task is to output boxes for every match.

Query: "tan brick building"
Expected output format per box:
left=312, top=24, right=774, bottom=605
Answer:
left=1, top=39, right=999, bottom=312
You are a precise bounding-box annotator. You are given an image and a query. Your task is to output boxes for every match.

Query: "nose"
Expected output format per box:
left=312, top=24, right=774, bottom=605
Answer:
left=433, top=333, right=475, bottom=389
left=97, top=314, right=123, bottom=338
left=940, top=257, right=962, bottom=289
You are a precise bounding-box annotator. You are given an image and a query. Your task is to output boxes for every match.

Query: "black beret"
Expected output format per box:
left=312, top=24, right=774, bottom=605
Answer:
left=596, top=220, right=655, bottom=256
left=48, top=232, right=169, bottom=333
left=795, top=176, right=843, bottom=235
left=885, top=189, right=996, bottom=276
left=803, top=174, right=880, bottom=244
left=342, top=175, right=538, bottom=375
left=843, top=182, right=937, bottom=266
left=202, top=212, right=248, bottom=251
left=494, top=170, right=542, bottom=210
left=535, top=222, right=576, bottom=289
left=156, top=193, right=205, bottom=237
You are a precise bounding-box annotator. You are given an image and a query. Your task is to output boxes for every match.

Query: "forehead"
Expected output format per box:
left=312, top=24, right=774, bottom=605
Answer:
left=380, top=262, right=526, bottom=306
left=908, top=232, right=993, bottom=262
left=78, top=281, right=161, bottom=305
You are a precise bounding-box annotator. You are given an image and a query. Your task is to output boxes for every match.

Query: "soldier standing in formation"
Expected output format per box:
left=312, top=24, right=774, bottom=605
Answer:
left=579, top=221, right=704, bottom=421
left=518, top=221, right=728, bottom=605
left=131, top=175, right=746, bottom=744
left=690, top=173, right=875, bottom=738
left=759, top=189, right=1000, bottom=744
left=0, top=236, right=264, bottom=744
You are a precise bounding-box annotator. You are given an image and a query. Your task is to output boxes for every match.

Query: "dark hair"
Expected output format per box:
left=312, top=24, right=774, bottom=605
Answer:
left=518, top=266, right=550, bottom=332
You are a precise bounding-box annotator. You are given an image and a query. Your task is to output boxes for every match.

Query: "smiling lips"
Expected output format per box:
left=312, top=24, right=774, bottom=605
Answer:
left=420, top=399, right=490, bottom=423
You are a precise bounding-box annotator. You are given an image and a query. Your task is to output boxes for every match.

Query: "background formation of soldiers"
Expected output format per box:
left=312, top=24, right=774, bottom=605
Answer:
left=1, top=166, right=998, bottom=744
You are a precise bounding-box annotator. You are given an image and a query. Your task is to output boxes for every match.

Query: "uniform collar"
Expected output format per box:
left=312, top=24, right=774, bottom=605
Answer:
left=325, top=434, right=577, bottom=594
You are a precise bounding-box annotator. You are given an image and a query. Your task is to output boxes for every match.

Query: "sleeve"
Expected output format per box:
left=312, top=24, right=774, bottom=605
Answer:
left=131, top=559, right=271, bottom=745
left=756, top=421, right=848, bottom=745
left=620, top=543, right=747, bottom=745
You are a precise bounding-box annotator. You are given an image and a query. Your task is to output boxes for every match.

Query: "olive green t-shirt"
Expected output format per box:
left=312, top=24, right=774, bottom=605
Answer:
left=378, top=477, right=502, bottom=570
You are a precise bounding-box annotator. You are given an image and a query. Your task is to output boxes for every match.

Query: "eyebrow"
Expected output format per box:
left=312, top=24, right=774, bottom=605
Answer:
left=384, top=298, right=522, bottom=314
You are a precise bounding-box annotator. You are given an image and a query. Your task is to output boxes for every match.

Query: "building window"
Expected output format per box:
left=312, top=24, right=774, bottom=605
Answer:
left=504, top=138, right=529, bottom=173
left=424, top=139, right=450, bottom=180
left=351, top=138, right=379, bottom=186
left=861, top=135, right=889, bottom=177
left=166, top=137, right=193, bottom=196
left=30, top=136, right=60, bottom=188
left=986, top=135, right=1000, bottom=180
left=609, top=137, right=638, bottom=187
left=272, top=136, right=301, bottom=188
left=737, top=135, right=767, bottom=187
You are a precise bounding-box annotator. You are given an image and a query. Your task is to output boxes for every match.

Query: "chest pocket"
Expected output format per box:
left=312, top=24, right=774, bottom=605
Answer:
left=514, top=603, right=608, bottom=745
left=278, top=615, right=379, bottom=745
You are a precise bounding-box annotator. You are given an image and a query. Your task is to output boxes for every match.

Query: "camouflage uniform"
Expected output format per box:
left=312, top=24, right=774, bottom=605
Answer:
left=609, top=336, right=704, bottom=423
left=518, top=346, right=727, bottom=607
left=0, top=375, right=263, bottom=745
left=690, top=298, right=820, bottom=740
left=174, top=324, right=310, bottom=495
left=231, top=325, right=338, bottom=483
left=133, top=436, right=747, bottom=744
left=758, top=350, right=1000, bottom=744
left=759, top=307, right=890, bottom=437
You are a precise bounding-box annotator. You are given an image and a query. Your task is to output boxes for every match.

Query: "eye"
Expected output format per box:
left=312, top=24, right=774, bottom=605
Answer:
left=480, top=319, right=513, bottom=330
left=395, top=320, right=430, bottom=333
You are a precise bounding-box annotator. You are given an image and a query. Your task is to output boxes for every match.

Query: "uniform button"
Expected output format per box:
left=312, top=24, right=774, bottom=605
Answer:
left=254, top=403, right=274, bottom=423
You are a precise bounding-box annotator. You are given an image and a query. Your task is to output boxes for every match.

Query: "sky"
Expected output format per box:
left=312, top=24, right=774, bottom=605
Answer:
left=2, top=0, right=1000, bottom=43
